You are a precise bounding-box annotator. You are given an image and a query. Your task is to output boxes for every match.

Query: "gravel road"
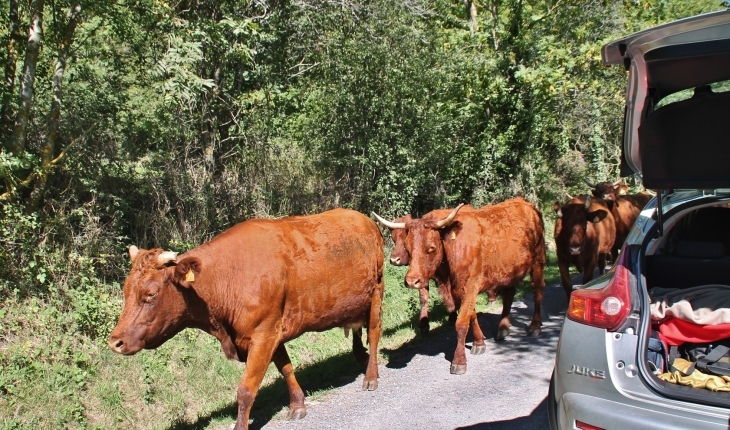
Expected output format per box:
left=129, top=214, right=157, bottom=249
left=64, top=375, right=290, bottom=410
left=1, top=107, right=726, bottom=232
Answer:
left=260, top=279, right=570, bottom=430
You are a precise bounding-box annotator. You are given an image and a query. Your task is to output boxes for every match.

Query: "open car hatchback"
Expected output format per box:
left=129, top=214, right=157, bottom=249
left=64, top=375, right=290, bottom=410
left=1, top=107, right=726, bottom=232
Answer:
left=549, top=8, right=730, bottom=430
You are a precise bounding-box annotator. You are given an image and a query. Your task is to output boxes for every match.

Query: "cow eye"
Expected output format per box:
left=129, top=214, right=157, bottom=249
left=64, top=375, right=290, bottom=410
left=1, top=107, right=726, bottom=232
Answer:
left=144, top=291, right=158, bottom=303
left=427, top=246, right=436, bottom=254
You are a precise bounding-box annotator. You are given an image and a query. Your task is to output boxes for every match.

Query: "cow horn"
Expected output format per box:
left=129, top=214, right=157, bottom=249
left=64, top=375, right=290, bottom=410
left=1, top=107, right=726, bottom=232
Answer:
left=583, top=178, right=596, bottom=188
left=158, top=251, right=178, bottom=266
left=435, top=203, right=465, bottom=228
left=584, top=195, right=592, bottom=209
left=129, top=245, right=139, bottom=261
left=565, top=192, right=574, bottom=200
left=372, top=212, right=406, bottom=229
left=613, top=179, right=623, bottom=188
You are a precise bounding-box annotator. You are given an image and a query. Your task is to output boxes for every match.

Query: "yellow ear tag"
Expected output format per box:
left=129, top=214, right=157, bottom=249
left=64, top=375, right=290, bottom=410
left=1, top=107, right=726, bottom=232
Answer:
left=451, top=232, right=456, bottom=240
left=185, top=268, right=195, bottom=282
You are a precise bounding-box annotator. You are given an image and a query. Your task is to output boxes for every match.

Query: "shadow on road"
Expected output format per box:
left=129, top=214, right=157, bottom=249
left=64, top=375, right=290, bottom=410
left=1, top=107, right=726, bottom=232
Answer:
left=382, top=281, right=570, bottom=369
left=454, top=395, right=549, bottom=430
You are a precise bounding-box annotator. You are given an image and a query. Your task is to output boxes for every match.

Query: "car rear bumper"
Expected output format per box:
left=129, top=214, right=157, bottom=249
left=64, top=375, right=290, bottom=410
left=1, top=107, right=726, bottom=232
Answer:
left=552, top=391, right=729, bottom=430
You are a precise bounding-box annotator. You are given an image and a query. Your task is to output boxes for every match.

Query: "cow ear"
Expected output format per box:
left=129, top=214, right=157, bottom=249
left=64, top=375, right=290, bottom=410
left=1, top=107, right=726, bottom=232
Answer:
left=172, top=257, right=202, bottom=288
left=587, top=209, right=609, bottom=223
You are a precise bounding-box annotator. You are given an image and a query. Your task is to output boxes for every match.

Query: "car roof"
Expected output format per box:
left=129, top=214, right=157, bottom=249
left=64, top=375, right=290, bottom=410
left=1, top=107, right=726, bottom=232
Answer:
left=602, top=9, right=730, bottom=189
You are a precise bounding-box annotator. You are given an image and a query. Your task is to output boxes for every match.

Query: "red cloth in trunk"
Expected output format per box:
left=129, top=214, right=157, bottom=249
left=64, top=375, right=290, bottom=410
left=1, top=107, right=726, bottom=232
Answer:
left=657, top=317, right=730, bottom=346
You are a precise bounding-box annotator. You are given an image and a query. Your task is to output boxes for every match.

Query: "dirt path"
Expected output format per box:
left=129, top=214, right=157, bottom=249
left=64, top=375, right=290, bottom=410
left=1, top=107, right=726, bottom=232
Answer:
left=260, top=280, right=570, bottom=430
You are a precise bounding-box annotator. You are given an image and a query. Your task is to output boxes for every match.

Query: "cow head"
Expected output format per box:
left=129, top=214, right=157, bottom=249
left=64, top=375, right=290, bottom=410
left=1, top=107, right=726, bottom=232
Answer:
left=108, top=246, right=202, bottom=355
left=553, top=196, right=609, bottom=256
left=389, top=215, right=412, bottom=266
left=403, top=205, right=463, bottom=289
left=584, top=178, right=623, bottom=202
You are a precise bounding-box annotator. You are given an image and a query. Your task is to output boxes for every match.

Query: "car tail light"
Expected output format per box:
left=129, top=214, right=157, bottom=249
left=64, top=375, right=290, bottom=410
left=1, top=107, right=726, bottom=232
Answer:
left=575, top=420, right=605, bottom=430
left=567, top=243, right=632, bottom=331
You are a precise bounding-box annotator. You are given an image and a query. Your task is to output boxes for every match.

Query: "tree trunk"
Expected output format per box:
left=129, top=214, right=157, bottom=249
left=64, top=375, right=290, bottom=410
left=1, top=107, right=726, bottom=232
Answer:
left=44, top=3, right=82, bottom=172
left=1, top=0, right=23, bottom=139
left=28, top=2, right=82, bottom=211
left=11, top=0, right=45, bottom=156
left=466, top=0, right=478, bottom=32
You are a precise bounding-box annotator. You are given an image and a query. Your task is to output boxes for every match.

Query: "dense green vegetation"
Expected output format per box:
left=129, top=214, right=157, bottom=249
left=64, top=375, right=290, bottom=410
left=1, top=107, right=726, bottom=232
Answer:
left=0, top=0, right=724, bottom=428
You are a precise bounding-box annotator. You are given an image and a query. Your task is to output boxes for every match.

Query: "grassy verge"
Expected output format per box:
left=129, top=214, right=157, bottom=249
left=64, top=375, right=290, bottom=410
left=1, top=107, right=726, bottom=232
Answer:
left=0, top=250, right=562, bottom=430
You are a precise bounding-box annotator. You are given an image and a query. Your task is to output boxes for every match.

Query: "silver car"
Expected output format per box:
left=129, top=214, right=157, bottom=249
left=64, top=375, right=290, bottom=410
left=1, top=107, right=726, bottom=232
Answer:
left=549, top=9, right=730, bottom=430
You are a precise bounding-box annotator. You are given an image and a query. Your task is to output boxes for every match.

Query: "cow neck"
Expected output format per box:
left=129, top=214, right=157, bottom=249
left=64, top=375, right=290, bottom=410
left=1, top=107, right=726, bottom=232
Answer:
left=182, top=270, right=241, bottom=361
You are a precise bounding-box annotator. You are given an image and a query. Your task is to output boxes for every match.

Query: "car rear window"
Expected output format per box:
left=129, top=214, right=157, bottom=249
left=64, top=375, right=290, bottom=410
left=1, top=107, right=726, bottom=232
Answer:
left=655, top=80, right=730, bottom=110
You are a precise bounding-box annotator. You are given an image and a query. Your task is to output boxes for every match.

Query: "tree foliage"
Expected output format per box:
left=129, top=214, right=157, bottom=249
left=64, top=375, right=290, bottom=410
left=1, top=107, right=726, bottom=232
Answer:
left=0, top=0, right=724, bottom=426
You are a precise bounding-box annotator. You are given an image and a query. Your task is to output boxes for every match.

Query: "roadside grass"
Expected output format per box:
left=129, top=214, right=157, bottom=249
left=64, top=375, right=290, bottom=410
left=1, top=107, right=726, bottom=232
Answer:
left=0, top=249, right=563, bottom=430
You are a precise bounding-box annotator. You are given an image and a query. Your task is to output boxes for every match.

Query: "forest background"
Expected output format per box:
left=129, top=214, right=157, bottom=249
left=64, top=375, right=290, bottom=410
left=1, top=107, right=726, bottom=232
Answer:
left=0, top=0, right=725, bottom=428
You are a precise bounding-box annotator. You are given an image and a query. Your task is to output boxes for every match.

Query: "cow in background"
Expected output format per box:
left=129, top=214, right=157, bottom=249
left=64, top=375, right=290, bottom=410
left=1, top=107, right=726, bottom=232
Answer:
left=108, top=209, right=384, bottom=430
left=554, top=195, right=616, bottom=297
left=380, top=206, right=497, bottom=335
left=583, top=178, right=653, bottom=259
left=375, top=197, right=546, bottom=375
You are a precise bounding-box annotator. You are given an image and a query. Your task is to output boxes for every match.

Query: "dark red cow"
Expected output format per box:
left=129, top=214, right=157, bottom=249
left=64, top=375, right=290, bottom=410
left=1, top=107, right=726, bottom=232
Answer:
left=553, top=195, right=616, bottom=296
left=108, top=209, right=384, bottom=430
left=375, top=197, right=546, bottom=375
left=584, top=178, right=652, bottom=259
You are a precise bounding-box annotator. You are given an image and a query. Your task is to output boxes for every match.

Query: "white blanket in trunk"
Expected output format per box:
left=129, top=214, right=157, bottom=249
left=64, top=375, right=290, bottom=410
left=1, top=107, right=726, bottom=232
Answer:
left=651, top=285, right=730, bottom=325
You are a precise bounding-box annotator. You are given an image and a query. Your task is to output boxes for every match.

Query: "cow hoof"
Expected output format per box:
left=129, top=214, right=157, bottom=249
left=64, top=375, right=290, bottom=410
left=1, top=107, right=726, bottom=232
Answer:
left=287, top=407, right=307, bottom=420
left=362, top=378, right=378, bottom=391
left=527, top=327, right=541, bottom=337
left=471, top=344, right=486, bottom=355
left=450, top=363, right=467, bottom=375
left=495, top=328, right=510, bottom=341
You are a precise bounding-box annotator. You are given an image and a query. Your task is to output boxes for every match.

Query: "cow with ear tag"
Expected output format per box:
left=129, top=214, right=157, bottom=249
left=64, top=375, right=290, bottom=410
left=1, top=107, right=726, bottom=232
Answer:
left=108, top=208, right=385, bottom=430
left=553, top=195, right=616, bottom=297
left=379, top=205, right=496, bottom=336
left=374, top=197, right=546, bottom=375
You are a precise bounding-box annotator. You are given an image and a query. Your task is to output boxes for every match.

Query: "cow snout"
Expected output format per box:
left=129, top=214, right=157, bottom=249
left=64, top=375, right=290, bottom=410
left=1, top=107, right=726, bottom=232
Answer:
left=569, top=246, right=581, bottom=255
left=404, top=275, right=423, bottom=289
left=390, top=256, right=401, bottom=265
left=108, top=336, right=125, bottom=354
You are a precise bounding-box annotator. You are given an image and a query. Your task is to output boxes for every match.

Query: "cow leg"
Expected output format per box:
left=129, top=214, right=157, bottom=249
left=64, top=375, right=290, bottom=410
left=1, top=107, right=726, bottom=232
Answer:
left=418, top=287, right=430, bottom=336
left=470, top=309, right=487, bottom=355
left=528, top=261, right=546, bottom=337
left=234, top=342, right=277, bottom=430
left=447, top=293, right=462, bottom=326
left=273, top=344, right=307, bottom=420
left=436, top=267, right=458, bottom=323
left=352, top=327, right=368, bottom=365
left=597, top=252, right=608, bottom=275
left=558, top=257, right=573, bottom=297
left=451, top=286, right=478, bottom=375
left=582, top=257, right=598, bottom=285
left=496, top=286, right=515, bottom=341
left=363, top=279, right=383, bottom=391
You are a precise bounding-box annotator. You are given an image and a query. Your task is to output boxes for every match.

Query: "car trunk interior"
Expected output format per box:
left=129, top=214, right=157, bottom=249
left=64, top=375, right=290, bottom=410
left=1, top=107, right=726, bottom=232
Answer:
left=642, top=202, right=730, bottom=404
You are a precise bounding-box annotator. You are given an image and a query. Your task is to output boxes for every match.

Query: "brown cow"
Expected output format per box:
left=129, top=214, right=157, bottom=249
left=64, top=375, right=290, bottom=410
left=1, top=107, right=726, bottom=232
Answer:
left=584, top=179, right=652, bottom=259
left=553, top=195, right=616, bottom=297
left=108, top=209, right=384, bottom=430
left=381, top=207, right=497, bottom=335
left=375, top=197, right=546, bottom=375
